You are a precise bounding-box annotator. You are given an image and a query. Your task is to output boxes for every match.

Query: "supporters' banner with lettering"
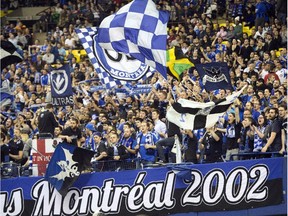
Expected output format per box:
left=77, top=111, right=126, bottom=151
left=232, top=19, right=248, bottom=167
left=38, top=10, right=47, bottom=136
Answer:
left=50, top=64, right=74, bottom=106
left=130, top=87, right=152, bottom=96
left=195, top=62, right=233, bottom=91
left=1, top=158, right=286, bottom=216
left=76, top=27, right=154, bottom=89
left=90, top=85, right=105, bottom=92
left=31, top=138, right=61, bottom=176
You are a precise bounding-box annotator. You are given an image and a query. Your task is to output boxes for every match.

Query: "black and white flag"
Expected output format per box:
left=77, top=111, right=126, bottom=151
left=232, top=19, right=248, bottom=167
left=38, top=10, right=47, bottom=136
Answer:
left=166, top=86, right=245, bottom=130
left=50, top=64, right=74, bottom=106
left=0, top=40, right=23, bottom=70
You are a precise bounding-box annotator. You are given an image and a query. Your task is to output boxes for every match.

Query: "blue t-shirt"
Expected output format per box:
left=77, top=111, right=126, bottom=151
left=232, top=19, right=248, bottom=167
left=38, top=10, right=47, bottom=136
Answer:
left=137, top=132, right=156, bottom=162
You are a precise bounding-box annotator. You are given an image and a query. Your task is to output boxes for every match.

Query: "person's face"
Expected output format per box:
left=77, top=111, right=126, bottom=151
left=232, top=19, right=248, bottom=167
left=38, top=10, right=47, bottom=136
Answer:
left=123, top=124, right=130, bottom=131
left=151, top=111, right=159, bottom=120
left=245, top=102, right=253, bottom=110
left=125, top=96, right=132, bottom=103
left=135, top=120, right=141, bottom=128
left=253, top=101, right=260, bottom=110
left=158, top=92, right=166, bottom=101
left=54, top=127, right=61, bottom=136
left=278, top=86, right=285, bottom=94
left=5, top=119, right=12, bottom=127
left=258, top=115, right=265, bottom=125
left=243, top=110, right=251, bottom=118
left=273, top=80, right=280, bottom=89
left=278, top=107, right=286, bottom=118
left=14, top=129, right=21, bottom=138
left=242, top=118, right=252, bottom=127
left=36, top=85, right=42, bottom=92
left=25, top=112, right=32, bottom=119
left=140, top=122, right=149, bottom=133
left=228, top=114, right=235, bottom=124
left=247, top=85, right=254, bottom=94
left=102, top=123, right=109, bottom=131
left=264, top=53, right=269, bottom=60
left=93, top=135, right=101, bottom=143
left=269, top=109, right=277, bottom=120
left=258, top=91, right=264, bottom=99
left=274, top=91, right=280, bottom=99
left=101, top=117, right=108, bottom=123
left=18, top=115, right=25, bottom=123
left=70, top=120, right=77, bottom=130
left=264, top=89, right=270, bottom=97
left=123, top=128, right=131, bottom=138
left=139, top=111, right=146, bottom=119
left=109, top=133, right=118, bottom=145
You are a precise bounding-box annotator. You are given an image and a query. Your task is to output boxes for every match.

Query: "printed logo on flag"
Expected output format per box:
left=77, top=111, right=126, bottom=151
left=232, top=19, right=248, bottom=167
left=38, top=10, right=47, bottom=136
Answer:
left=51, top=69, right=69, bottom=95
left=50, top=64, right=74, bottom=106
left=92, top=34, right=150, bottom=81
left=202, top=66, right=228, bottom=85
left=51, top=146, right=80, bottom=181
left=195, top=62, right=233, bottom=91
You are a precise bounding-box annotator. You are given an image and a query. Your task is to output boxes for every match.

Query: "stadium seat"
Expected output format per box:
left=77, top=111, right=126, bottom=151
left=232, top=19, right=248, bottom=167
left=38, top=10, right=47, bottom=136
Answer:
left=80, top=49, right=87, bottom=56
left=72, top=50, right=81, bottom=62
left=219, top=23, right=226, bottom=27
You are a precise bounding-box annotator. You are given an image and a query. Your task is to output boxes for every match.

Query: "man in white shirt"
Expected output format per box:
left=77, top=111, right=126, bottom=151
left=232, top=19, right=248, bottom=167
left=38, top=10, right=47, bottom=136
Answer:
left=151, top=109, right=167, bottom=140
left=64, top=34, right=75, bottom=49
left=274, top=60, right=287, bottom=84
left=42, top=46, right=55, bottom=64
left=254, top=26, right=267, bottom=40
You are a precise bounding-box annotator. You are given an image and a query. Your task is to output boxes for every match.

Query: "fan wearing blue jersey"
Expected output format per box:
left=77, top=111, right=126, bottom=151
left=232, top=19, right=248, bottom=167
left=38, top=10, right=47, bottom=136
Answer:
left=135, top=121, right=157, bottom=165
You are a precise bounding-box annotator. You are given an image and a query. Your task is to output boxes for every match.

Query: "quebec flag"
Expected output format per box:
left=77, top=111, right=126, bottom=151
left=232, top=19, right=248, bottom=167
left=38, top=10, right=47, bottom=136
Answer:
left=50, top=64, right=74, bottom=106
left=45, top=143, right=94, bottom=196
left=97, top=0, right=169, bottom=79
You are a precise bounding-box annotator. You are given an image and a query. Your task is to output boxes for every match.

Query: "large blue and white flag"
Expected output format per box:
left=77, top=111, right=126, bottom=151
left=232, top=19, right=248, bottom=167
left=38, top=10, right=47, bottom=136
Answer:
left=50, top=64, right=74, bottom=106
left=45, top=143, right=94, bottom=196
left=195, top=62, right=233, bottom=91
left=97, top=0, right=169, bottom=79
left=76, top=27, right=154, bottom=89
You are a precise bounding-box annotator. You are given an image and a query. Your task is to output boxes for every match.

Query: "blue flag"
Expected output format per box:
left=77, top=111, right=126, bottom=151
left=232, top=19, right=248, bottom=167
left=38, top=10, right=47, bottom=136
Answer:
left=76, top=27, right=154, bottom=89
left=50, top=64, right=74, bottom=106
left=195, top=62, right=233, bottom=91
left=97, top=0, right=169, bottom=79
left=44, top=143, right=94, bottom=196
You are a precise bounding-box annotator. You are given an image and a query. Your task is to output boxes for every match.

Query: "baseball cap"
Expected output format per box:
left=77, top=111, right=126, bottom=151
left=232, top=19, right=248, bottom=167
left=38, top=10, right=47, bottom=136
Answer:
left=85, top=123, right=96, bottom=132
left=93, top=132, right=102, bottom=137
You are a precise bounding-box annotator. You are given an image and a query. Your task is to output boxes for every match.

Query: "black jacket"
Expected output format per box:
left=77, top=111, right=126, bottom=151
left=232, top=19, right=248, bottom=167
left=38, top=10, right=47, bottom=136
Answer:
left=38, top=110, right=59, bottom=136
left=107, top=145, right=129, bottom=160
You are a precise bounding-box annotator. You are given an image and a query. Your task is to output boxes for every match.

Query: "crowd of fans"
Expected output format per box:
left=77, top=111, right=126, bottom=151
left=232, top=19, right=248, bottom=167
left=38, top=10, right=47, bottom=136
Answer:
left=0, top=0, right=287, bottom=172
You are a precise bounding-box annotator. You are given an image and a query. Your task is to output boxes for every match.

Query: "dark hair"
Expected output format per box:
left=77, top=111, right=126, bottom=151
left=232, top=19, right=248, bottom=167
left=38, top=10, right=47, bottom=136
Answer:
left=46, top=103, right=53, bottom=109
left=279, top=102, right=287, bottom=110
left=1, top=132, right=6, bottom=142
left=270, top=107, right=279, bottom=116
left=151, top=109, right=160, bottom=115
left=70, top=117, right=79, bottom=124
